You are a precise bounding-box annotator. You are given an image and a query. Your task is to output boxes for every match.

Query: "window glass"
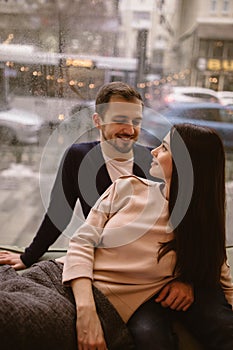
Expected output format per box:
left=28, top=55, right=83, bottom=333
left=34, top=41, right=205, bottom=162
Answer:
left=212, top=41, right=224, bottom=58
left=199, top=39, right=207, bottom=57
left=210, top=0, right=217, bottom=13
left=0, top=0, right=233, bottom=253
left=220, top=107, right=233, bottom=122
left=222, top=0, right=230, bottom=13
left=177, top=108, right=220, bottom=121
left=226, top=42, right=233, bottom=58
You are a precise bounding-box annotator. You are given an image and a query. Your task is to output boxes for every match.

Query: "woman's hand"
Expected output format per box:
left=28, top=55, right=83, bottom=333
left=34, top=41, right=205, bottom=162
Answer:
left=71, top=277, right=108, bottom=350
left=155, top=280, right=194, bottom=311
left=76, top=305, right=107, bottom=350
left=0, top=251, right=27, bottom=270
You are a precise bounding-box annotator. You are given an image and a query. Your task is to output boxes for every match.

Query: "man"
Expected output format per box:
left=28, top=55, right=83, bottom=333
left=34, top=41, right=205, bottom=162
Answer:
left=0, top=82, right=155, bottom=269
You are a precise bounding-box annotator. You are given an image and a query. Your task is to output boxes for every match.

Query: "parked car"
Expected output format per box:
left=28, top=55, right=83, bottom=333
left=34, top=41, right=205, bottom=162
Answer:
left=140, top=103, right=233, bottom=151
left=39, top=100, right=96, bottom=144
left=69, top=100, right=95, bottom=117
left=0, top=104, right=43, bottom=145
left=51, top=100, right=98, bottom=144
left=217, top=91, right=233, bottom=107
left=161, top=86, right=221, bottom=107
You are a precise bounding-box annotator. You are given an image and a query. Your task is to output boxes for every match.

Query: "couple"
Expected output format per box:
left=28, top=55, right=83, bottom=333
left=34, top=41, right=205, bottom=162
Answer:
left=0, top=82, right=233, bottom=349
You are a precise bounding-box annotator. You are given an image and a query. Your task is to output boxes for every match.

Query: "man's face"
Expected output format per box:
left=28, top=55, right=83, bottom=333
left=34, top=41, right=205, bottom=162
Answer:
left=94, top=96, right=143, bottom=153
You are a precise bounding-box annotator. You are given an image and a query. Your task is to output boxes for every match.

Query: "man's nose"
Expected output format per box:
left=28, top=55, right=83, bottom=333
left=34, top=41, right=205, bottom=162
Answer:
left=122, top=122, right=135, bottom=135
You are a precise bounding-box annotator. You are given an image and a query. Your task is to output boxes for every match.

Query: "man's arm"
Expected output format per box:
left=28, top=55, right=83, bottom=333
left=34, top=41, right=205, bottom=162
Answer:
left=0, top=146, right=80, bottom=269
left=22, top=146, right=81, bottom=267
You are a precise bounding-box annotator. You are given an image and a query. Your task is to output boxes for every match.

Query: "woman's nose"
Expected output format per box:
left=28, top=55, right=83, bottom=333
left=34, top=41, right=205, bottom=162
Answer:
left=151, top=148, right=158, bottom=157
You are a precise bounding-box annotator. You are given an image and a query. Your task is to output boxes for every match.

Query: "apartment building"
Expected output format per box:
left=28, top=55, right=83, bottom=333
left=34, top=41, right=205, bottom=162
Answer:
left=118, top=0, right=177, bottom=77
left=167, top=0, right=233, bottom=90
left=1, top=0, right=232, bottom=92
left=118, top=0, right=233, bottom=91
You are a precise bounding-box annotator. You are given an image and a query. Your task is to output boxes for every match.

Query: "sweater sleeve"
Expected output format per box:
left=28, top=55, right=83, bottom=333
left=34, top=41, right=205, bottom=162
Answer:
left=62, top=175, right=138, bottom=284
left=220, top=261, right=233, bottom=308
left=62, top=180, right=119, bottom=284
left=21, top=146, right=80, bottom=267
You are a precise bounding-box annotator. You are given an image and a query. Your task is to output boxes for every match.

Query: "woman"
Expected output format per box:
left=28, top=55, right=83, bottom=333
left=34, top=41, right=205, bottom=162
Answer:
left=62, top=123, right=233, bottom=350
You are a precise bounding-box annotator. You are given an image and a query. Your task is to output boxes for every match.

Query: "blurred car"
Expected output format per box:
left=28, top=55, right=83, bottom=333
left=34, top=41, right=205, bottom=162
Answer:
left=140, top=103, right=233, bottom=151
left=50, top=100, right=98, bottom=144
left=69, top=100, right=95, bottom=116
left=0, top=104, right=43, bottom=145
left=217, top=91, right=233, bottom=106
left=39, top=100, right=97, bottom=144
left=161, top=86, right=220, bottom=106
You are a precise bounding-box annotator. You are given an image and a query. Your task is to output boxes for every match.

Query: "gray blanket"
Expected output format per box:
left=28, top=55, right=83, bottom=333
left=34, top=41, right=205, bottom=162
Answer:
left=0, top=260, right=135, bottom=350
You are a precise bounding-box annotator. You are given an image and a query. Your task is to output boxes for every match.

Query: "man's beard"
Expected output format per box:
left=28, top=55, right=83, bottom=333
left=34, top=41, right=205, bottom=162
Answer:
left=101, top=131, right=136, bottom=154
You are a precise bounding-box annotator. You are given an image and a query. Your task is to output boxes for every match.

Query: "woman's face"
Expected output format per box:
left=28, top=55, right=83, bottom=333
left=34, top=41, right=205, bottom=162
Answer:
left=150, top=132, right=173, bottom=182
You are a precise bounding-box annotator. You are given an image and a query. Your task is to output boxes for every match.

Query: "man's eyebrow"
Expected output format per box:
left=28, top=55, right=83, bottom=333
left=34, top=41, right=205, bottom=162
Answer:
left=112, top=115, right=142, bottom=120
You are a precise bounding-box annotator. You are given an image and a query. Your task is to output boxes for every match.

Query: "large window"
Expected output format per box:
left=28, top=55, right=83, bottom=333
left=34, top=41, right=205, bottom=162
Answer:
left=210, top=0, right=218, bottom=13
left=0, top=0, right=232, bottom=255
left=222, top=0, right=230, bottom=13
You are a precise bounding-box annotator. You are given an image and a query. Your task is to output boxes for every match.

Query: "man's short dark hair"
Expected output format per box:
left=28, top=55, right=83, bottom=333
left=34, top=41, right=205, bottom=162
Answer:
left=95, top=81, right=143, bottom=116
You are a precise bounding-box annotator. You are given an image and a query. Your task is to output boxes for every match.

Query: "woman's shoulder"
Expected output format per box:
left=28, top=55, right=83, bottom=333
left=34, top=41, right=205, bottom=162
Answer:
left=115, top=175, right=165, bottom=192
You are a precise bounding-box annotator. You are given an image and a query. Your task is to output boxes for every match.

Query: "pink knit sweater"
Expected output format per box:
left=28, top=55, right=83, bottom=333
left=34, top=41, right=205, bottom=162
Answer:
left=62, top=175, right=233, bottom=322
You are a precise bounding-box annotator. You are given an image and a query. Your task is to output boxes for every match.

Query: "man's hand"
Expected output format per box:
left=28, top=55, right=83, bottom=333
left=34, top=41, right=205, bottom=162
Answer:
left=155, top=280, right=194, bottom=311
left=0, top=251, right=27, bottom=270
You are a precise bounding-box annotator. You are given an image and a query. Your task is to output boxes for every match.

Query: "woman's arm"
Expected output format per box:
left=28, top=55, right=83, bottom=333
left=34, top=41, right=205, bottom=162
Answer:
left=63, top=180, right=122, bottom=349
left=71, top=277, right=108, bottom=350
left=62, top=178, right=127, bottom=283
left=220, top=262, right=233, bottom=309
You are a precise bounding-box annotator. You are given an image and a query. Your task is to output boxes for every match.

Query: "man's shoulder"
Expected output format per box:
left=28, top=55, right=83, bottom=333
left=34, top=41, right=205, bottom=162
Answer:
left=62, top=141, right=101, bottom=168
left=67, top=141, right=100, bottom=155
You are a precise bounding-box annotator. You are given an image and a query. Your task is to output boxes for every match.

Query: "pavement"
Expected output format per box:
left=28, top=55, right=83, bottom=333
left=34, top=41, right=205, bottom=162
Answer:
left=0, top=151, right=85, bottom=252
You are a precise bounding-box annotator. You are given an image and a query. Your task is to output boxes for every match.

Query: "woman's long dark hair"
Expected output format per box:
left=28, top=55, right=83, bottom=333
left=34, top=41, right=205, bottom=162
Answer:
left=158, top=123, right=226, bottom=287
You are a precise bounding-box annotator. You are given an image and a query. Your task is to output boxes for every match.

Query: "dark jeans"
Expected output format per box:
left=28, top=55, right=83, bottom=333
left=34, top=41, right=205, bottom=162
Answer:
left=127, top=286, right=233, bottom=350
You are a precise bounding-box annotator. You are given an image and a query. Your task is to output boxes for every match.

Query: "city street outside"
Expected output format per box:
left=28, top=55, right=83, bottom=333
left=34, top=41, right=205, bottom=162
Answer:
left=0, top=140, right=85, bottom=253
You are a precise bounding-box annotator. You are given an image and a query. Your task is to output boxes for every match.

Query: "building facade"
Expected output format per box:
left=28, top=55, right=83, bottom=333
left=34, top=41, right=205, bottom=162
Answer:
left=118, top=0, right=233, bottom=91
left=1, top=0, right=232, bottom=99
left=167, top=0, right=233, bottom=91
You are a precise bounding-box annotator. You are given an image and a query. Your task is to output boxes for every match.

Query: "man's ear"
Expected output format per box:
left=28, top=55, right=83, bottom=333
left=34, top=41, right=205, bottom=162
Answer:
left=93, top=113, right=102, bottom=129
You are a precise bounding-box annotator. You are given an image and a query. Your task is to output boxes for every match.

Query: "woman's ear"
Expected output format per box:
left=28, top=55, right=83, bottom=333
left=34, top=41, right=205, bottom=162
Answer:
left=93, top=113, right=102, bottom=129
